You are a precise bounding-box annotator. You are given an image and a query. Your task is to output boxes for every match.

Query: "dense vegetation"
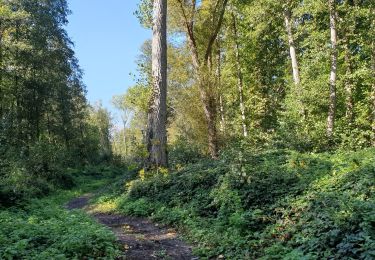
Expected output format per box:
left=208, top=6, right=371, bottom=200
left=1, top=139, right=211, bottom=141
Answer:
left=0, top=0, right=113, bottom=205
left=113, top=0, right=375, bottom=161
left=0, top=167, right=124, bottom=259
left=1, top=0, right=374, bottom=259
left=92, top=147, right=375, bottom=259
left=0, top=1, right=119, bottom=258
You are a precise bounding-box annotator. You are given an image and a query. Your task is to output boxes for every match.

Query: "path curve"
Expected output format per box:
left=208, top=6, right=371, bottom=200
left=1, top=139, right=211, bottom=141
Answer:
left=66, top=194, right=195, bottom=260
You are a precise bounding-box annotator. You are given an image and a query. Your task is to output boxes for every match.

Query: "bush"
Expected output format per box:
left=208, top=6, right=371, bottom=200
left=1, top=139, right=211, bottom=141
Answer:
left=0, top=140, right=77, bottom=206
left=104, top=148, right=375, bottom=259
left=168, top=138, right=205, bottom=168
left=0, top=197, right=120, bottom=259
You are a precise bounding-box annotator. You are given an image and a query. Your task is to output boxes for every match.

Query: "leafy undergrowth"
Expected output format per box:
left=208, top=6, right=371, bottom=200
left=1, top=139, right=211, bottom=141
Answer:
left=0, top=166, right=129, bottom=259
left=92, top=148, right=375, bottom=259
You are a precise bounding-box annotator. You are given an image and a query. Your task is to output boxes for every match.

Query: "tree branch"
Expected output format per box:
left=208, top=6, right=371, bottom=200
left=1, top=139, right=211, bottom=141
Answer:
left=204, top=0, right=228, bottom=63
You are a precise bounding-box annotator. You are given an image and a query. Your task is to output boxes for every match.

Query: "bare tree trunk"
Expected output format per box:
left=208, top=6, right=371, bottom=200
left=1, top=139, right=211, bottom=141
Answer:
left=284, top=7, right=305, bottom=118
left=147, top=0, right=168, bottom=168
left=327, top=0, right=338, bottom=138
left=122, top=118, right=127, bottom=156
left=232, top=12, right=248, bottom=137
left=371, top=41, right=375, bottom=146
left=219, top=95, right=225, bottom=133
left=370, top=7, right=375, bottom=147
left=284, top=8, right=301, bottom=85
left=216, top=44, right=225, bottom=133
left=200, top=85, right=218, bottom=158
left=197, top=70, right=218, bottom=158
left=177, top=0, right=228, bottom=159
left=344, top=42, right=354, bottom=124
left=0, top=26, right=3, bottom=119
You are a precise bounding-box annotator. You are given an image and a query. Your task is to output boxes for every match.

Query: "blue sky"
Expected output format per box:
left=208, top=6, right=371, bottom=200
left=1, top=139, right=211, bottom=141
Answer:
left=66, top=0, right=150, bottom=121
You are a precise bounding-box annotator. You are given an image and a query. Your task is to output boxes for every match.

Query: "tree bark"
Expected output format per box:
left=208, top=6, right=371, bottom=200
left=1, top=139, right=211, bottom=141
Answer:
left=219, top=94, right=225, bottom=133
left=284, top=8, right=301, bottom=86
left=147, top=0, right=168, bottom=168
left=344, top=41, right=354, bottom=124
left=284, top=7, right=305, bottom=118
left=0, top=25, right=3, bottom=119
left=197, top=69, right=218, bottom=158
left=216, top=43, right=225, bottom=133
left=371, top=7, right=375, bottom=147
left=177, top=0, right=228, bottom=159
left=327, top=0, right=338, bottom=138
left=232, top=12, right=248, bottom=137
left=371, top=41, right=375, bottom=146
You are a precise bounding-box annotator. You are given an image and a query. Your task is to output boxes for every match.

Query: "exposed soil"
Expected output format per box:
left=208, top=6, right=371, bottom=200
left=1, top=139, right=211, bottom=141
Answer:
left=66, top=194, right=195, bottom=260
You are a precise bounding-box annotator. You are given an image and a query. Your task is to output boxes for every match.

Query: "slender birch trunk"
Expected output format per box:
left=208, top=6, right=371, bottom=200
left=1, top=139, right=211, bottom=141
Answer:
left=370, top=7, right=375, bottom=146
left=371, top=41, right=375, bottom=146
left=216, top=43, right=226, bottom=133
left=327, top=0, right=338, bottom=138
left=344, top=42, right=354, bottom=124
left=284, top=7, right=305, bottom=118
left=284, top=8, right=301, bottom=86
left=231, top=12, right=248, bottom=137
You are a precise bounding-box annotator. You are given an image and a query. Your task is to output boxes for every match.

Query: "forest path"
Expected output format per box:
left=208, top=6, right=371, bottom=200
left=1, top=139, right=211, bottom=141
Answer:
left=66, top=194, right=195, bottom=260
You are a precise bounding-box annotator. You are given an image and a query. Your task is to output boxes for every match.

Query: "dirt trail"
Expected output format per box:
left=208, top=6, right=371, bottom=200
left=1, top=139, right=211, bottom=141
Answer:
left=66, top=194, right=195, bottom=260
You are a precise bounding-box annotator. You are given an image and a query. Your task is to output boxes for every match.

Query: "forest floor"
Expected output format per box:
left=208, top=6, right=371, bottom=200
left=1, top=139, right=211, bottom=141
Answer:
left=66, top=194, right=194, bottom=260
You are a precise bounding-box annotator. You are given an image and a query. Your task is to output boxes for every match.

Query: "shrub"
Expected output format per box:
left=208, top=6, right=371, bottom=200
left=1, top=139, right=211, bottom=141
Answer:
left=0, top=199, right=120, bottom=259
left=109, top=148, right=375, bottom=259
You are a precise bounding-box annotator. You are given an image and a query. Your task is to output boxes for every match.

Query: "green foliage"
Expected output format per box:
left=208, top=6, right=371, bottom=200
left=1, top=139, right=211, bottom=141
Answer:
left=135, top=0, right=153, bottom=29
left=0, top=196, right=119, bottom=259
left=0, top=140, right=75, bottom=206
left=168, top=137, right=205, bottom=168
left=87, top=103, right=113, bottom=163
left=0, top=166, right=126, bottom=259
left=94, top=148, right=375, bottom=259
left=0, top=208, right=119, bottom=259
left=0, top=0, right=113, bottom=205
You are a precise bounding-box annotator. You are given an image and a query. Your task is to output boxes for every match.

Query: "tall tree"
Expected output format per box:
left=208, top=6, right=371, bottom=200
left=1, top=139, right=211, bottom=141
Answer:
left=216, top=41, right=226, bottom=134
left=371, top=8, right=375, bottom=146
left=341, top=0, right=356, bottom=125
left=283, top=5, right=300, bottom=86
left=112, top=95, right=132, bottom=156
left=231, top=10, right=248, bottom=137
left=283, top=2, right=304, bottom=118
left=146, top=0, right=168, bottom=167
left=174, top=0, right=228, bottom=158
left=372, top=40, right=375, bottom=146
left=327, top=0, right=338, bottom=138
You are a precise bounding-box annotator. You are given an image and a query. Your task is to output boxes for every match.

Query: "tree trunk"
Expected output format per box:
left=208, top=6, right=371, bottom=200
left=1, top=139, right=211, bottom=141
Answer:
left=327, top=0, right=338, bottom=138
left=284, top=8, right=301, bottom=85
left=232, top=12, right=248, bottom=137
left=371, top=41, right=375, bottom=146
left=177, top=0, right=228, bottom=159
left=147, top=0, right=168, bottom=168
left=371, top=7, right=375, bottom=147
left=0, top=25, right=3, bottom=119
left=219, top=94, right=225, bottom=133
left=344, top=42, right=354, bottom=124
left=284, top=7, right=305, bottom=118
left=198, top=78, right=218, bottom=158
left=122, top=119, right=127, bottom=156
left=216, top=44, right=225, bottom=133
